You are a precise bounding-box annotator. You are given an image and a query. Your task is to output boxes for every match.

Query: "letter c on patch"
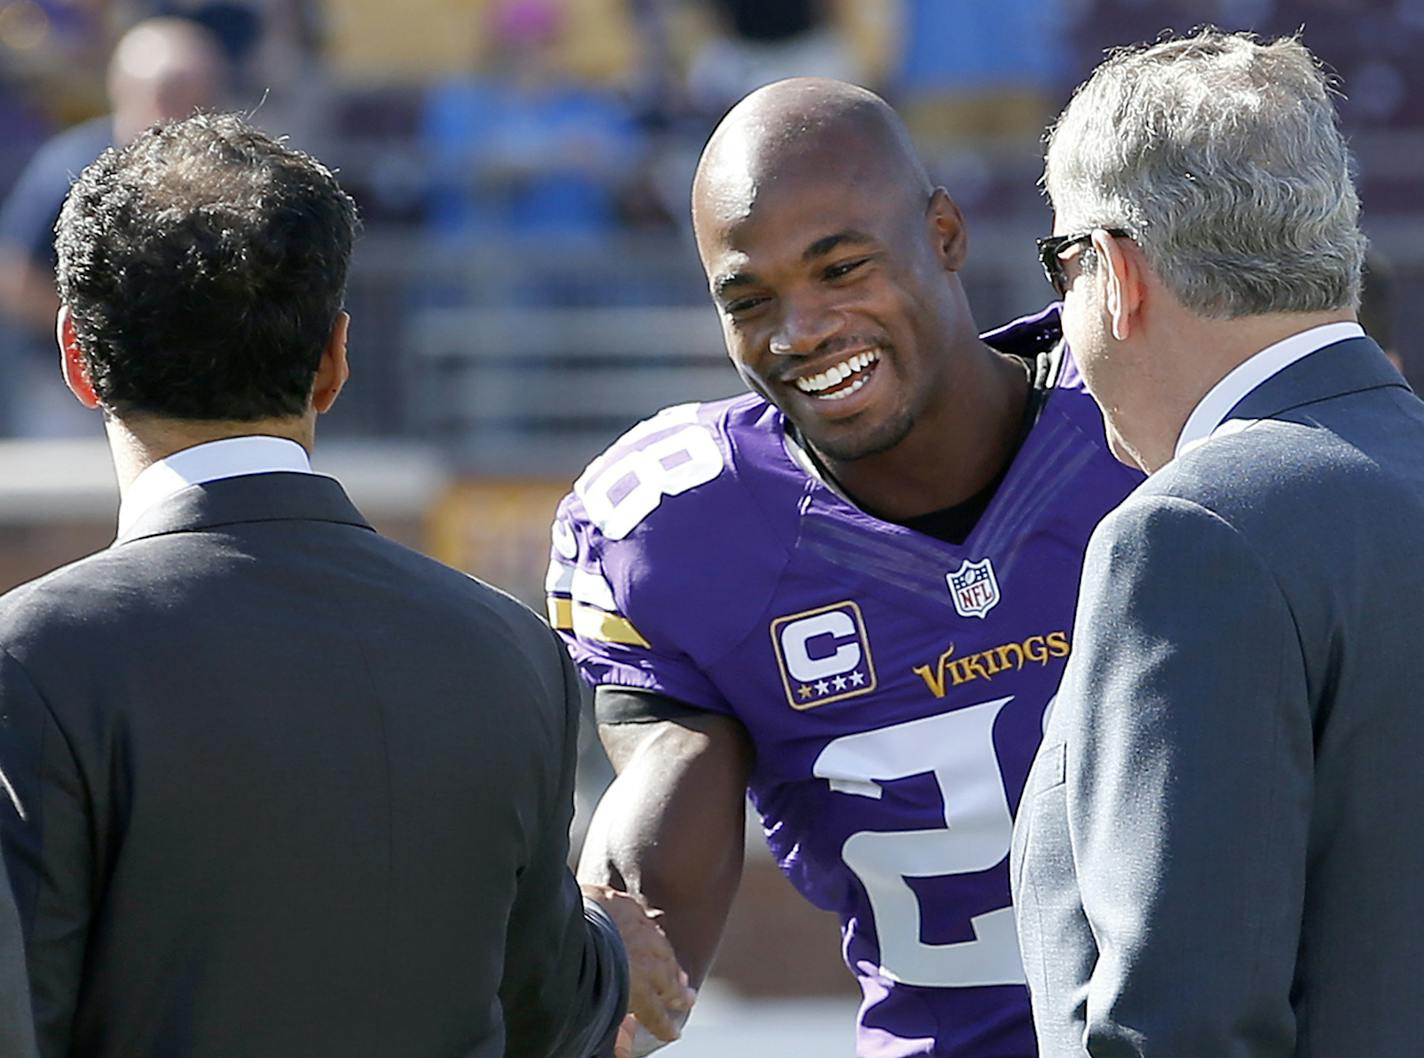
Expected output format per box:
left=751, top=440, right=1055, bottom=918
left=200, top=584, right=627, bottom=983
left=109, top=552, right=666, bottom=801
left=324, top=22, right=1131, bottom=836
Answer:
left=780, top=611, right=862, bottom=682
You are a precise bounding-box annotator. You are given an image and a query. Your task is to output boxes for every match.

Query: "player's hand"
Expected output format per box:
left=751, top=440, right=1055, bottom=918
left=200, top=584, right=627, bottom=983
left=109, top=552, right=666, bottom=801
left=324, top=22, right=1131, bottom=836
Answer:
left=581, top=883, right=697, bottom=1045
left=624, top=1013, right=687, bottom=1056
left=613, top=1015, right=635, bottom=1058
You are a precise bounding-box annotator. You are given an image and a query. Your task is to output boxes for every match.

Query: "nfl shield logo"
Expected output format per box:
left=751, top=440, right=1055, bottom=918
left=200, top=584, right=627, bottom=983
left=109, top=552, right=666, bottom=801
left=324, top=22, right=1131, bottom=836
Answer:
left=947, top=558, right=1000, bottom=619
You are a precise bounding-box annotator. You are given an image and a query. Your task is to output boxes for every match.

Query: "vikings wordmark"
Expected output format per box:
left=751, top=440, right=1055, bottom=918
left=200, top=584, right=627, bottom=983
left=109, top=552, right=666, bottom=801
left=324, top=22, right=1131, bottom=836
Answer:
left=913, top=631, right=1071, bottom=698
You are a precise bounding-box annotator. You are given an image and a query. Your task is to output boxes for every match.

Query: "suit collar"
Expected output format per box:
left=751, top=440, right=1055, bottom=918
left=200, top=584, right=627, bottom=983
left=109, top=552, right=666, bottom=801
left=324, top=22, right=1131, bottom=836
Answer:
left=118, top=436, right=314, bottom=537
left=115, top=471, right=374, bottom=545
left=1227, top=335, right=1407, bottom=424
left=1175, top=322, right=1364, bottom=457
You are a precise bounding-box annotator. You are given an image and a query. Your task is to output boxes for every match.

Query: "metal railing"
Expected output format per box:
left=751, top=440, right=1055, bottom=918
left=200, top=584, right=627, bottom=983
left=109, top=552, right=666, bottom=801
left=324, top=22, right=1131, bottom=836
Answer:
left=407, top=304, right=740, bottom=475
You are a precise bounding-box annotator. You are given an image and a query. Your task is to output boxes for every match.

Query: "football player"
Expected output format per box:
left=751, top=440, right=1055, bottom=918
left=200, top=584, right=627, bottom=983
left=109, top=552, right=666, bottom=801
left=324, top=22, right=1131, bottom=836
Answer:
left=548, top=79, right=1142, bottom=1057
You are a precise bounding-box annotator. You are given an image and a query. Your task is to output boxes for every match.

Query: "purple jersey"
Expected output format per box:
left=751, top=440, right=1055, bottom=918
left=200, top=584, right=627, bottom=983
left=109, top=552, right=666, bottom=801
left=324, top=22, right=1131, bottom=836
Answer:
left=549, top=310, right=1142, bottom=1057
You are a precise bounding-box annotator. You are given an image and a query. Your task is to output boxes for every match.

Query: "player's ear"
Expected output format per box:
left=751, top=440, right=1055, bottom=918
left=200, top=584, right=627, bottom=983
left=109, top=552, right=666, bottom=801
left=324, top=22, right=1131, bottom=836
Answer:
left=1095, top=230, right=1141, bottom=342
left=926, top=188, right=968, bottom=273
left=311, top=311, right=350, bottom=415
left=57, top=305, right=101, bottom=409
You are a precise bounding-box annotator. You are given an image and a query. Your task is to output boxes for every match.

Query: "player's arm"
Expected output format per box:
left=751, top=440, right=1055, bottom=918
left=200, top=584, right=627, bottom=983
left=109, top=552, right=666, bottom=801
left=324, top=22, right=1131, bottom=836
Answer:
left=579, top=687, right=755, bottom=995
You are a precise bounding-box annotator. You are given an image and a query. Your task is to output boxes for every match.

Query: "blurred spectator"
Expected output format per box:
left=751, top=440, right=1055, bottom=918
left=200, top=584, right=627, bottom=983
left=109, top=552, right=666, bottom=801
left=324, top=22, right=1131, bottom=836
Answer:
left=894, top=0, right=1067, bottom=150
left=0, top=16, right=227, bottom=434
left=685, top=0, right=864, bottom=116
left=324, top=0, right=635, bottom=86
left=422, top=0, right=641, bottom=240
left=611, top=0, right=899, bottom=234
left=123, top=0, right=326, bottom=97
left=110, top=0, right=329, bottom=147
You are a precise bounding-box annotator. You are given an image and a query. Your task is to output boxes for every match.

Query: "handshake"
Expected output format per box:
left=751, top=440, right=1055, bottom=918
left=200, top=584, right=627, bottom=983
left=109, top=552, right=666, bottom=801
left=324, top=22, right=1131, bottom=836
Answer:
left=581, top=884, right=698, bottom=1058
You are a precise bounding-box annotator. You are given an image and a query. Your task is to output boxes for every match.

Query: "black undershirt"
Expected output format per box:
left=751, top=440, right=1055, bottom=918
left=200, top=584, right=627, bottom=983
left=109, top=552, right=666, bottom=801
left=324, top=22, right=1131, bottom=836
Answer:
left=597, top=349, right=1057, bottom=725
left=833, top=351, right=1051, bottom=547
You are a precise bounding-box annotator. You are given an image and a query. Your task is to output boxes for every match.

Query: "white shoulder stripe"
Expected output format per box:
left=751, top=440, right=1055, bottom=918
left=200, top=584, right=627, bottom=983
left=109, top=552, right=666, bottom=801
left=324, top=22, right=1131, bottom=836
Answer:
left=545, top=559, right=622, bottom=614
left=545, top=557, right=576, bottom=594
left=551, top=518, right=579, bottom=560
left=571, top=567, right=620, bottom=612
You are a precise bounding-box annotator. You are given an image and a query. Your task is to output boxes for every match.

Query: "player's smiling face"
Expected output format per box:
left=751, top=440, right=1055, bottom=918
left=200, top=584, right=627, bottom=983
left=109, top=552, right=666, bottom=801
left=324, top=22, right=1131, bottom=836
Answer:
left=695, top=153, right=967, bottom=463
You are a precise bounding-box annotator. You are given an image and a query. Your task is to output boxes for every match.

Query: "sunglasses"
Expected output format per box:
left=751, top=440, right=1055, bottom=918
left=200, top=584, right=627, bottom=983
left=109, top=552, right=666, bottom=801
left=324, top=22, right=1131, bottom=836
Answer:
left=1036, top=228, right=1133, bottom=297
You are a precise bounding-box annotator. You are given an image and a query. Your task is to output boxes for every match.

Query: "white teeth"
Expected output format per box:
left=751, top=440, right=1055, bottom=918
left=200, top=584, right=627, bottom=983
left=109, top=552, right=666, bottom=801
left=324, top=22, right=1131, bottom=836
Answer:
left=793, top=349, right=881, bottom=394
left=821, top=377, right=868, bottom=401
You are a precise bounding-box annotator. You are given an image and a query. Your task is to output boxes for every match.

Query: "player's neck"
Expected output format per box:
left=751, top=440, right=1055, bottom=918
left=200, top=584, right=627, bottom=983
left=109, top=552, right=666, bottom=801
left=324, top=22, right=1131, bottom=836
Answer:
left=823, top=347, right=1030, bottom=522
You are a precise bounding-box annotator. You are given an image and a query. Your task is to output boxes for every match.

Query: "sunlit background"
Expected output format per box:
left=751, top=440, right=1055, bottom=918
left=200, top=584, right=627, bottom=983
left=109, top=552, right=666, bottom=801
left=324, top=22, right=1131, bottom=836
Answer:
left=0, top=1, right=1419, bottom=1052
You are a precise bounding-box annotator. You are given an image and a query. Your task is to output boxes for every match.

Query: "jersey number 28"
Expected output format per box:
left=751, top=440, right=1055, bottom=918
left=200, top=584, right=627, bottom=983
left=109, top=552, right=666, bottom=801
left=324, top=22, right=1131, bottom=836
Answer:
left=813, top=697, right=1025, bottom=988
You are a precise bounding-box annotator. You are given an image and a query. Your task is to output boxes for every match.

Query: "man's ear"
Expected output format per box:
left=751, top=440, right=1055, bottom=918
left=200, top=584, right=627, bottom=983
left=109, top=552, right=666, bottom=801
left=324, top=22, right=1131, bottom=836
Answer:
left=1094, top=230, right=1142, bottom=342
left=311, top=311, right=350, bottom=415
left=57, top=306, right=101, bottom=409
left=926, top=187, right=969, bottom=272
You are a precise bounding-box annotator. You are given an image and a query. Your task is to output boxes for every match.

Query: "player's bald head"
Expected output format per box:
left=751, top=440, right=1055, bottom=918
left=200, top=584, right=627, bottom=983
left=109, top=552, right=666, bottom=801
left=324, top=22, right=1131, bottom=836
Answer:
left=692, top=79, right=932, bottom=242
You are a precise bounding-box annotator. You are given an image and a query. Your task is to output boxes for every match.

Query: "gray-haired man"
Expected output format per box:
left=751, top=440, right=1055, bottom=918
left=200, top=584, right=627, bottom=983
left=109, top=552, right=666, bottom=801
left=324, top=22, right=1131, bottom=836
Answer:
left=1011, top=29, right=1424, bottom=1058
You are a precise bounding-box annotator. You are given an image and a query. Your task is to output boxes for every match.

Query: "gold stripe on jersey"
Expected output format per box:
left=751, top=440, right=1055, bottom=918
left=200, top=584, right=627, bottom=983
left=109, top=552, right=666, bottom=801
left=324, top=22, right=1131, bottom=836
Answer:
left=571, top=602, right=650, bottom=648
left=547, top=596, right=574, bottom=631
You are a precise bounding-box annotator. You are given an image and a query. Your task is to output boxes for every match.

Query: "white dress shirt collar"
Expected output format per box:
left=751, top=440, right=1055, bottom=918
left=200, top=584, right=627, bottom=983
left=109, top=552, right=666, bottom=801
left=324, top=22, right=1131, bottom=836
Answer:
left=1174, top=321, right=1364, bottom=460
left=118, top=435, right=313, bottom=536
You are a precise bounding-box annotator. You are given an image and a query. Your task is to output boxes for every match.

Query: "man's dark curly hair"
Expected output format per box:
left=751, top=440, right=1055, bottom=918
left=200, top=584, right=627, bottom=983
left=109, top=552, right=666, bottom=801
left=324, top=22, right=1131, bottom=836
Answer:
left=55, top=112, right=358, bottom=420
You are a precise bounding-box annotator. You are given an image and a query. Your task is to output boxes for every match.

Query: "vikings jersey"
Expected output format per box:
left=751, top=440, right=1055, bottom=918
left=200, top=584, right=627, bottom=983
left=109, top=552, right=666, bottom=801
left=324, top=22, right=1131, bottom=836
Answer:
left=548, top=309, right=1142, bottom=1058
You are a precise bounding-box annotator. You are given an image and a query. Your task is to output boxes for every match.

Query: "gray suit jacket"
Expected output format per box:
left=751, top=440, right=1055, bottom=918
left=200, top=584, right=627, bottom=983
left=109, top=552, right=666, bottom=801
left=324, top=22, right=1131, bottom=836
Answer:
left=0, top=471, right=626, bottom=1058
left=1011, top=337, right=1424, bottom=1058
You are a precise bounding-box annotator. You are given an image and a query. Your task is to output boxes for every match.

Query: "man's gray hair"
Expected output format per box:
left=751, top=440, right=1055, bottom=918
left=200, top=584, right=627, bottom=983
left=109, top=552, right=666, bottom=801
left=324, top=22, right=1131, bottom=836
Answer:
left=1045, top=29, right=1366, bottom=318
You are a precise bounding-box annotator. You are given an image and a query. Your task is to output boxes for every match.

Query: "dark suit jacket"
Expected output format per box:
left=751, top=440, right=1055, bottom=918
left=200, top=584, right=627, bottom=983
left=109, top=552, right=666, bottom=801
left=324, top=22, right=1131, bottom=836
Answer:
left=1012, top=337, right=1424, bottom=1057
left=0, top=471, right=626, bottom=1058
left=0, top=853, right=37, bottom=1058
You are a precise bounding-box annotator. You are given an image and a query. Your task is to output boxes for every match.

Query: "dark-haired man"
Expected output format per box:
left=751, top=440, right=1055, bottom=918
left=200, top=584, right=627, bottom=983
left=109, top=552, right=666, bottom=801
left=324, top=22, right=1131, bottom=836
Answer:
left=552, top=79, right=1142, bottom=1057
left=0, top=112, right=684, bottom=1058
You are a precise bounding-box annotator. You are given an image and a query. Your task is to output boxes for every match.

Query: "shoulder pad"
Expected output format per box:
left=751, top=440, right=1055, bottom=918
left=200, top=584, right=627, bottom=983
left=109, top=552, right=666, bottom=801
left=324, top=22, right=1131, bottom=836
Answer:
left=548, top=397, right=797, bottom=662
